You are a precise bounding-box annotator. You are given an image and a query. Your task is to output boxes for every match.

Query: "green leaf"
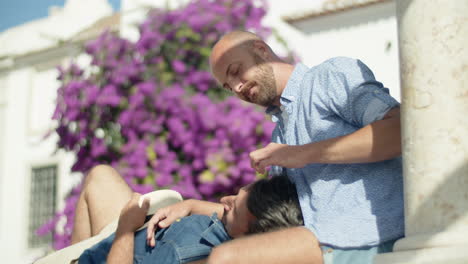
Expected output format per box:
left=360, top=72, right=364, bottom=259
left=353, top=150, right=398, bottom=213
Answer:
left=146, top=146, right=157, bottom=161
left=199, top=47, right=211, bottom=57
left=200, top=170, right=215, bottom=183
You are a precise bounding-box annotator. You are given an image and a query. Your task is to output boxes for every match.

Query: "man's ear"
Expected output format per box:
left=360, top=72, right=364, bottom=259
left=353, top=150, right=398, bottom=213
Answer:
left=252, top=40, right=270, bottom=60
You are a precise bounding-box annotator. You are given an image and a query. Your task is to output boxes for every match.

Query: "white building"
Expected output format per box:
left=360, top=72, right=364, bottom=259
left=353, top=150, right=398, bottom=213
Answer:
left=0, top=0, right=400, bottom=262
left=0, top=0, right=117, bottom=263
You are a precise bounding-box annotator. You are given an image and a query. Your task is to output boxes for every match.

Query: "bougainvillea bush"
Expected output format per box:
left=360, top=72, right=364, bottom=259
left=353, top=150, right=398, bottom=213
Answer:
left=39, top=0, right=281, bottom=249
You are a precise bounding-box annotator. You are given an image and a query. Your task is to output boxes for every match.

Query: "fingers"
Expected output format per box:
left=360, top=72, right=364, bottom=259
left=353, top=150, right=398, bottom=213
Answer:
left=250, top=150, right=269, bottom=174
left=158, top=213, right=181, bottom=228
left=256, top=159, right=269, bottom=174
left=250, top=143, right=286, bottom=173
left=146, top=212, right=165, bottom=247
left=145, top=201, right=192, bottom=247
left=145, top=210, right=182, bottom=247
left=249, top=151, right=257, bottom=171
left=249, top=149, right=263, bottom=173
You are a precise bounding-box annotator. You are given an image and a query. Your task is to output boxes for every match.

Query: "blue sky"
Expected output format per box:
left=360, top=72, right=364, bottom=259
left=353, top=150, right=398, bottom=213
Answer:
left=0, top=0, right=121, bottom=33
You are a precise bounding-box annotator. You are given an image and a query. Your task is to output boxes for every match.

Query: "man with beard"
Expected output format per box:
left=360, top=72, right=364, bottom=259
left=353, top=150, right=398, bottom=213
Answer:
left=148, top=31, right=404, bottom=264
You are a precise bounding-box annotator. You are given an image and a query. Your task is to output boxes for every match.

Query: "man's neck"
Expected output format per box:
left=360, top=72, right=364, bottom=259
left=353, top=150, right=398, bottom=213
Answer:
left=271, top=62, right=295, bottom=106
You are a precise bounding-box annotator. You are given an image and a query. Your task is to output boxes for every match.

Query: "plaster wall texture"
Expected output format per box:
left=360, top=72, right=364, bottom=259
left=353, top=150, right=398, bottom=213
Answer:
left=0, top=1, right=112, bottom=262
left=375, top=0, right=468, bottom=262
left=0, top=68, right=34, bottom=263
left=0, top=63, right=81, bottom=263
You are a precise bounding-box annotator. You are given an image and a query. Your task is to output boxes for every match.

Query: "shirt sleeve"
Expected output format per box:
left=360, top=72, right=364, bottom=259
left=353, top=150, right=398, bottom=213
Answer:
left=319, top=57, right=399, bottom=127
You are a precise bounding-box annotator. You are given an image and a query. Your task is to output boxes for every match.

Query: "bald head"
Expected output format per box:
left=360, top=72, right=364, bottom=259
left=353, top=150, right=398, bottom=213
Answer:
left=215, top=31, right=263, bottom=48
left=209, top=31, right=277, bottom=82
left=211, top=31, right=276, bottom=64
left=208, top=31, right=289, bottom=107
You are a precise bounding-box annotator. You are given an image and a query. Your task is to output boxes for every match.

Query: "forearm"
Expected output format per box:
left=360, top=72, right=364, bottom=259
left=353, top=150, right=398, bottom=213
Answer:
left=207, top=227, right=321, bottom=264
left=107, top=229, right=134, bottom=264
left=186, top=199, right=224, bottom=218
left=300, top=115, right=401, bottom=164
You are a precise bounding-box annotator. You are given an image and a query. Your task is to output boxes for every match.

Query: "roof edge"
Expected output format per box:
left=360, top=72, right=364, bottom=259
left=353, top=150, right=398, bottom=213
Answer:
left=283, top=0, right=392, bottom=24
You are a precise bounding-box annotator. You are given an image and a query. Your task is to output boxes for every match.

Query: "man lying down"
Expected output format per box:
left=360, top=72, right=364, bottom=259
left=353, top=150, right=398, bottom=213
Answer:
left=76, top=166, right=303, bottom=264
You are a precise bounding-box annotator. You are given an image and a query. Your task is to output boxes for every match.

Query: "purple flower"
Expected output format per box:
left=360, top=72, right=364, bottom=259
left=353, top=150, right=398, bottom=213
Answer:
left=129, top=92, right=145, bottom=107
left=84, top=84, right=100, bottom=105
left=48, top=0, right=280, bottom=250
left=137, top=81, right=156, bottom=96
left=91, top=137, right=107, bottom=157
left=97, top=84, right=121, bottom=106
left=172, top=60, right=186, bottom=73
left=156, top=172, right=173, bottom=186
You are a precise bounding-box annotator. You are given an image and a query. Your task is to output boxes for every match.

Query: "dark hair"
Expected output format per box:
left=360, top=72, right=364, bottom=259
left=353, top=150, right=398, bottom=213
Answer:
left=246, top=175, right=304, bottom=234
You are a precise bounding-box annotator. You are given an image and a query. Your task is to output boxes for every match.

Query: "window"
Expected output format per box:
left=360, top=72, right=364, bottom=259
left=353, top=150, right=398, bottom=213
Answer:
left=28, top=165, right=57, bottom=248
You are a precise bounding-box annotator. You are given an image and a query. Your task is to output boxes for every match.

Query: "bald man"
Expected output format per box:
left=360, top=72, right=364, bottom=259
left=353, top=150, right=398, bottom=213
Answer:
left=148, top=31, right=404, bottom=264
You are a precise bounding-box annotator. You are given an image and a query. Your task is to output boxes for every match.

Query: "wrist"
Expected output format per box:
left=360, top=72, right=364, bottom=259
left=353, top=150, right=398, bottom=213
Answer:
left=297, top=143, right=318, bottom=165
left=115, top=227, right=134, bottom=238
left=116, top=221, right=137, bottom=235
left=184, top=199, right=195, bottom=214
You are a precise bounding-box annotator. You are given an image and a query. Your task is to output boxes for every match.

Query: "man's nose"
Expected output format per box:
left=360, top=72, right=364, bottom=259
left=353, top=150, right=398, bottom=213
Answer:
left=227, top=76, right=242, bottom=94
left=233, top=82, right=243, bottom=93
left=221, top=195, right=235, bottom=206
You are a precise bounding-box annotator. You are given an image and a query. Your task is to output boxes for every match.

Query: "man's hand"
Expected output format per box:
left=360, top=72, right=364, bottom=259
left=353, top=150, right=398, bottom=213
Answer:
left=249, top=143, right=307, bottom=174
left=108, top=193, right=149, bottom=264
left=146, top=199, right=224, bottom=247
left=116, top=193, right=150, bottom=234
left=146, top=200, right=193, bottom=247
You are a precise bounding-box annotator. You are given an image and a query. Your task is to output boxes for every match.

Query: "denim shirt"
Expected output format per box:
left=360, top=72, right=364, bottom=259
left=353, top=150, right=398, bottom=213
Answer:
left=267, top=57, right=404, bottom=248
left=79, top=214, right=230, bottom=264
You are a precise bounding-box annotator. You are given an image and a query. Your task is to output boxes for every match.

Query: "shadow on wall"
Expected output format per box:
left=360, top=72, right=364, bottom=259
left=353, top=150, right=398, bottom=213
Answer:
left=406, top=160, right=468, bottom=236
left=288, top=1, right=395, bottom=35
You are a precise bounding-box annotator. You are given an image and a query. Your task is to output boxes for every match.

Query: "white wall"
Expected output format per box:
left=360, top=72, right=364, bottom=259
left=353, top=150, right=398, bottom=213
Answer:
left=295, top=1, right=399, bottom=100
left=0, top=73, right=7, bottom=242
left=0, top=0, right=113, bottom=262
left=0, top=61, right=79, bottom=263
left=26, top=62, right=80, bottom=217
left=0, top=68, right=33, bottom=263
left=265, top=0, right=401, bottom=101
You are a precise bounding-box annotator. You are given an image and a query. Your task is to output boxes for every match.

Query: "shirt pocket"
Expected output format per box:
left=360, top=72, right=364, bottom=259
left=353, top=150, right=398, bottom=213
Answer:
left=176, top=244, right=212, bottom=264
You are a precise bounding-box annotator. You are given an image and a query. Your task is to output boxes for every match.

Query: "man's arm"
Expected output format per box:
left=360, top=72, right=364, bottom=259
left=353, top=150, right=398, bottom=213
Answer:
left=107, top=193, right=149, bottom=264
left=108, top=230, right=134, bottom=264
left=146, top=199, right=224, bottom=247
left=207, top=226, right=322, bottom=264
left=250, top=107, right=401, bottom=173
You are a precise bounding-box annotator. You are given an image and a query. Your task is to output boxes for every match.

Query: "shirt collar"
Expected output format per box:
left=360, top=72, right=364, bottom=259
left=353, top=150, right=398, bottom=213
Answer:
left=200, top=213, right=231, bottom=246
left=265, top=63, right=309, bottom=118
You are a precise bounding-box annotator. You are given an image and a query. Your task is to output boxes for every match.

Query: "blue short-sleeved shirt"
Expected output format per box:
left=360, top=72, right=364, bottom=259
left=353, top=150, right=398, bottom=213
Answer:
left=267, top=57, right=404, bottom=248
left=79, top=214, right=230, bottom=264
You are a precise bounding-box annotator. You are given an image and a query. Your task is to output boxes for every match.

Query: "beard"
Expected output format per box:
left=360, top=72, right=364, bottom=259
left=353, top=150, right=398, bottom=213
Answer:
left=243, top=54, right=277, bottom=107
